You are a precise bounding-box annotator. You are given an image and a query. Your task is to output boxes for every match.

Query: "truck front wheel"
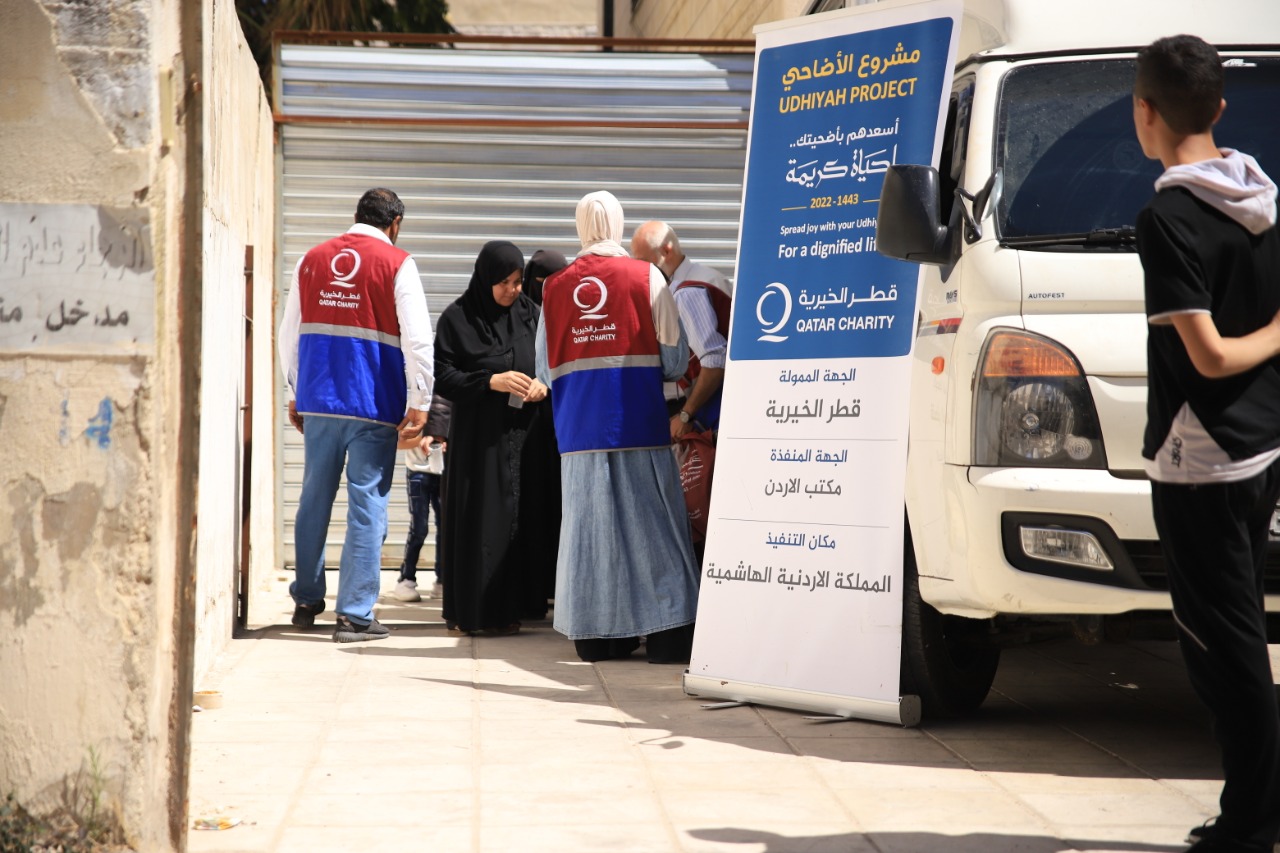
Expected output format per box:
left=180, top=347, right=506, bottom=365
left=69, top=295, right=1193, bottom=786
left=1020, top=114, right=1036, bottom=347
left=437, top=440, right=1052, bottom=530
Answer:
left=901, top=530, right=999, bottom=718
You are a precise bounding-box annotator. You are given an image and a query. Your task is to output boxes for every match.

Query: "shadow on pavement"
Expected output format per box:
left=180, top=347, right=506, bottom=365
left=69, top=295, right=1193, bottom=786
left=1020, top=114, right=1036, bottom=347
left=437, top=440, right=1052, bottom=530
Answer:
left=686, top=827, right=1186, bottom=853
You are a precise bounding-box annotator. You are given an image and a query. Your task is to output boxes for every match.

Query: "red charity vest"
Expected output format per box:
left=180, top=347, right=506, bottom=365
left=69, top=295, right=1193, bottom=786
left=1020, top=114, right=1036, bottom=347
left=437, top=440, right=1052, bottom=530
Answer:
left=294, top=231, right=411, bottom=425
left=542, top=254, right=670, bottom=453
left=297, top=232, right=408, bottom=336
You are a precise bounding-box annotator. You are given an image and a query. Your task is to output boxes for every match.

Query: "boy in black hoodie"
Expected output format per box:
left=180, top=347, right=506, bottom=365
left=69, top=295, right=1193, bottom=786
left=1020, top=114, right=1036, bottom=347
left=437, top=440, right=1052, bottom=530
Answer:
left=1134, top=34, right=1280, bottom=852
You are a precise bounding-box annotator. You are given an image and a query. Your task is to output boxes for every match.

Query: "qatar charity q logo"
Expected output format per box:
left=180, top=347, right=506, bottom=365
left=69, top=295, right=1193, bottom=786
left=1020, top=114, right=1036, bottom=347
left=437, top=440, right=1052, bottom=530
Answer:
left=329, top=249, right=362, bottom=288
left=574, top=276, right=609, bottom=320
left=756, top=282, right=792, bottom=342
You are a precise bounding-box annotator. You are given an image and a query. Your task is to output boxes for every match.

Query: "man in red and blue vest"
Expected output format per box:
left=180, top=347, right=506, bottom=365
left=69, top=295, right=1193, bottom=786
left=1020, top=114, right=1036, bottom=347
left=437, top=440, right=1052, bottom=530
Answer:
left=278, top=188, right=434, bottom=643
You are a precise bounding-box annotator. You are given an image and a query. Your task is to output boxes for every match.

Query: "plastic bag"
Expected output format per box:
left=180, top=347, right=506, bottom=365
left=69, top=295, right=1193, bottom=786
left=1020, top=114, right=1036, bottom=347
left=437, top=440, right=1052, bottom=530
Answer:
left=674, top=430, right=716, bottom=546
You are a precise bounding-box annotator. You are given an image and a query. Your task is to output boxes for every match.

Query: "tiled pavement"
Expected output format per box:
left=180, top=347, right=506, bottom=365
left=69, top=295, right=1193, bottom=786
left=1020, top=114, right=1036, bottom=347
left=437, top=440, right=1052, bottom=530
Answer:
left=186, top=573, right=1267, bottom=853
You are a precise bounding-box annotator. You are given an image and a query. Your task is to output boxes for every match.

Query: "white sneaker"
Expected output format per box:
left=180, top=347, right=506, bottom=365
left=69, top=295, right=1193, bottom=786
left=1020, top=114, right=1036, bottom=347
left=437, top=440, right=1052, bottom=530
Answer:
left=391, top=579, right=421, bottom=602
left=431, top=581, right=444, bottom=599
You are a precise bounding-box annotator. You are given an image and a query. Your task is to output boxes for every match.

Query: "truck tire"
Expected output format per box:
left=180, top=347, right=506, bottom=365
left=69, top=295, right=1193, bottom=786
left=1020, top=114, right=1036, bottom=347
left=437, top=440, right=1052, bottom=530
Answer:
left=900, top=528, right=999, bottom=718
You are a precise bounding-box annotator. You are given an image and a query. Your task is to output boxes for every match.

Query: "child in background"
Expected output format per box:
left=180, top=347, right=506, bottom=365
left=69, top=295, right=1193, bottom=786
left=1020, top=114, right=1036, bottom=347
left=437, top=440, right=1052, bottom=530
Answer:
left=393, top=395, right=451, bottom=602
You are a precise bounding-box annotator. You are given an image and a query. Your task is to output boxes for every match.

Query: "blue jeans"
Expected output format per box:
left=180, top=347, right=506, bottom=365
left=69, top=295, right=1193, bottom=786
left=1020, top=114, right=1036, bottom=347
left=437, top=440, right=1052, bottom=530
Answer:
left=291, top=414, right=397, bottom=625
left=399, top=470, right=442, bottom=583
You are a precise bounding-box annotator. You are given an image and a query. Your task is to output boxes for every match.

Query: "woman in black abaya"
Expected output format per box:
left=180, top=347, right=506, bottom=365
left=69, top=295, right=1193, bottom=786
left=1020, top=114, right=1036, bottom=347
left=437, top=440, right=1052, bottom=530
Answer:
left=519, top=249, right=569, bottom=618
left=435, top=241, right=547, bottom=635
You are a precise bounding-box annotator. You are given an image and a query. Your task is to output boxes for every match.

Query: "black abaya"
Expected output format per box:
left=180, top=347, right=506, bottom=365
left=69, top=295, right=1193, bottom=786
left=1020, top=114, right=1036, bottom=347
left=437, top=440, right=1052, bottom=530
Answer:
left=435, top=241, right=547, bottom=633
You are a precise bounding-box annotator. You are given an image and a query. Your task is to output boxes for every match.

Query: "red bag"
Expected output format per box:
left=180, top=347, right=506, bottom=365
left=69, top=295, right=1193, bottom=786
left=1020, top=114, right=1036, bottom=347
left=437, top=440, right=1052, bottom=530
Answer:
left=674, top=430, right=716, bottom=546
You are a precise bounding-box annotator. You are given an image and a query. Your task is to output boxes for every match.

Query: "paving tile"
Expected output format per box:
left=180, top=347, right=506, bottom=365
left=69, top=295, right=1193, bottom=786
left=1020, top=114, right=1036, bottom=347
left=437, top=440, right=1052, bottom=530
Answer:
left=1054, top=823, right=1204, bottom=851
left=936, top=734, right=1116, bottom=765
left=321, top=717, right=471, bottom=743
left=336, top=696, right=476, bottom=722
left=787, top=735, right=966, bottom=766
left=188, top=718, right=329, bottom=744
left=316, top=738, right=475, bottom=768
left=1019, top=790, right=1211, bottom=828
left=659, top=787, right=853, bottom=826
left=645, top=759, right=821, bottom=791
left=476, top=733, right=632, bottom=763
left=981, top=770, right=1164, bottom=795
left=192, top=760, right=312, bottom=797
left=620, top=700, right=780, bottom=739
left=194, top=700, right=339, bottom=722
left=680, top=825, right=879, bottom=853
left=479, top=822, right=673, bottom=853
left=809, top=758, right=999, bottom=791
left=832, top=787, right=1042, bottom=832
left=274, top=825, right=474, bottom=853
left=288, top=790, right=473, bottom=827
left=186, top=792, right=292, bottom=853
left=479, top=788, right=665, bottom=827
left=632, top=735, right=797, bottom=764
left=863, top=830, right=1067, bottom=853
left=478, top=759, right=651, bottom=793
left=302, top=761, right=474, bottom=794
left=190, top=592, right=1237, bottom=853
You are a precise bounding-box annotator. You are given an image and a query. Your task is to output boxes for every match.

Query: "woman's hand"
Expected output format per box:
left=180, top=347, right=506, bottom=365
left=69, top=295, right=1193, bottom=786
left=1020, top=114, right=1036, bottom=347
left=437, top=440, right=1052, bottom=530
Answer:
left=490, top=370, right=533, bottom=396
left=524, top=379, right=549, bottom=403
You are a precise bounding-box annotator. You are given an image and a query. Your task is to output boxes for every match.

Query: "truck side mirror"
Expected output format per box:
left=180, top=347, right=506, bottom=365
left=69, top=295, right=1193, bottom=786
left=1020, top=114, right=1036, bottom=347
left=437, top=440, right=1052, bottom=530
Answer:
left=876, top=164, right=951, bottom=266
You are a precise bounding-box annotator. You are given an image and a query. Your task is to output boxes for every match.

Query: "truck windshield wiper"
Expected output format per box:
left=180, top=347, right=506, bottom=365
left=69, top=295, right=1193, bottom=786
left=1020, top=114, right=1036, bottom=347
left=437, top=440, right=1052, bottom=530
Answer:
left=1001, top=227, right=1137, bottom=248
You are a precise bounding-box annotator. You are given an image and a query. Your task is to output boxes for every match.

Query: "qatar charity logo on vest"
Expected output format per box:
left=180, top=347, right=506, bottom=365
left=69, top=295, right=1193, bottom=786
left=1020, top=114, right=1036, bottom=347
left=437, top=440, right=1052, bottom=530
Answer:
left=316, top=248, right=365, bottom=310
left=566, top=275, right=619, bottom=346
left=545, top=256, right=668, bottom=453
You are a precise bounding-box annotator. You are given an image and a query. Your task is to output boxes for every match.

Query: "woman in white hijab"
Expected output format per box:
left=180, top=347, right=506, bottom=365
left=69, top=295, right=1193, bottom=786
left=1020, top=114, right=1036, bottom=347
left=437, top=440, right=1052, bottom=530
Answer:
left=535, top=191, right=700, bottom=663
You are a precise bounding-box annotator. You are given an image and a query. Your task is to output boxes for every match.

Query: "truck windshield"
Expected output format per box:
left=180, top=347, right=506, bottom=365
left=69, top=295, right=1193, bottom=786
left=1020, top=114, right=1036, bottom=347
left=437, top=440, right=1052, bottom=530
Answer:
left=995, top=57, right=1280, bottom=244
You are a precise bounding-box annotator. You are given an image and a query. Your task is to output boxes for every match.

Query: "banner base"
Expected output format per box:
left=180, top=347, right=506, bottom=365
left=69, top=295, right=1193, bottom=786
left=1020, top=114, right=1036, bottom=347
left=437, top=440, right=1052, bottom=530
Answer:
left=683, top=673, right=921, bottom=728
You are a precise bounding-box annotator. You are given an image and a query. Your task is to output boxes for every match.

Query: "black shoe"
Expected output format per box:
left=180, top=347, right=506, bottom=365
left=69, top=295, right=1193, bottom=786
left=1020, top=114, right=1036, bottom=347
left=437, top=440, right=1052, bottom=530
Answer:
left=332, top=616, right=390, bottom=643
left=574, top=637, right=640, bottom=662
left=1188, top=817, right=1219, bottom=844
left=645, top=624, right=694, bottom=664
left=291, top=600, right=325, bottom=629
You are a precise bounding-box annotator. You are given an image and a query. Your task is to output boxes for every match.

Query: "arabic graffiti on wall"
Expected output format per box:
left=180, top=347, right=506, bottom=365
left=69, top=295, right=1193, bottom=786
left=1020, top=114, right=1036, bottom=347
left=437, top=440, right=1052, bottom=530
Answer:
left=0, top=203, right=155, bottom=352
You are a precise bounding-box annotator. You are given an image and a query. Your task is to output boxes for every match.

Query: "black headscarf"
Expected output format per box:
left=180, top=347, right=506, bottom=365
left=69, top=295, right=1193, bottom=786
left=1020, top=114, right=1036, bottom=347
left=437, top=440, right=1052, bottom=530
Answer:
left=456, top=240, right=536, bottom=357
left=522, top=249, right=568, bottom=306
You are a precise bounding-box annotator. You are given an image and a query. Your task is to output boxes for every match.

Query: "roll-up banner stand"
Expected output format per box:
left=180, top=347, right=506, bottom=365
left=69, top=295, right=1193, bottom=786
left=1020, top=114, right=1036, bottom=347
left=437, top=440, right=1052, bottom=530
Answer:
left=684, top=0, right=960, bottom=727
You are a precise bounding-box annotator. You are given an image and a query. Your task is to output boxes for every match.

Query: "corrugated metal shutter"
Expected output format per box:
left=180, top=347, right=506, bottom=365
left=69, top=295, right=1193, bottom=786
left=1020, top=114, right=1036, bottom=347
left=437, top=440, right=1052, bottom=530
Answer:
left=277, top=44, right=752, bottom=567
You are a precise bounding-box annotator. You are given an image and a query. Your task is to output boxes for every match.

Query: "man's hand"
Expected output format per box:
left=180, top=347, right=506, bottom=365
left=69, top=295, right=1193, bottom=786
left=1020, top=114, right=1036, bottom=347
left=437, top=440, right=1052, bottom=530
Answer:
left=397, top=408, right=427, bottom=441
left=670, top=413, right=693, bottom=442
left=288, top=400, right=304, bottom=434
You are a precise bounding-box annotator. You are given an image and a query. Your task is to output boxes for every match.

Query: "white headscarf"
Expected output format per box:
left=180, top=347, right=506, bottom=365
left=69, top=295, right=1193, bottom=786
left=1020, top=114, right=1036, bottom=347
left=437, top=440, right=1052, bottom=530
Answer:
left=575, top=190, right=626, bottom=254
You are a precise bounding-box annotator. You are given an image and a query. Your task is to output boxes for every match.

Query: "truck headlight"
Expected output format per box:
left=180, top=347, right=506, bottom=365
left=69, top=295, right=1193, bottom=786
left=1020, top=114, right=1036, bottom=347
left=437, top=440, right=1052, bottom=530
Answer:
left=973, top=330, right=1106, bottom=469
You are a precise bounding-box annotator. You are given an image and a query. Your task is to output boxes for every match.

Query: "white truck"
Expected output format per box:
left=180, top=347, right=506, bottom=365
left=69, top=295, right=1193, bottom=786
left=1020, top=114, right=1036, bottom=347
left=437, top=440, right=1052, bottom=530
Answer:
left=874, top=0, right=1280, bottom=715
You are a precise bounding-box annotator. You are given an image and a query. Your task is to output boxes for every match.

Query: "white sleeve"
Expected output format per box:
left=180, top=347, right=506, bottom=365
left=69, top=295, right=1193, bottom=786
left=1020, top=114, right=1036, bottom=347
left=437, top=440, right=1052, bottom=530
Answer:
left=672, top=286, right=727, bottom=369
left=394, top=256, right=434, bottom=410
left=277, top=257, right=304, bottom=400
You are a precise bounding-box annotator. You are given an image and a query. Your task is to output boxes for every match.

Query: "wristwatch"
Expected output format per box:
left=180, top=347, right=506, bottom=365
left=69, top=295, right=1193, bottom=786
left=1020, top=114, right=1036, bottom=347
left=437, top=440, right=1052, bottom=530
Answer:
left=678, top=410, right=692, bottom=424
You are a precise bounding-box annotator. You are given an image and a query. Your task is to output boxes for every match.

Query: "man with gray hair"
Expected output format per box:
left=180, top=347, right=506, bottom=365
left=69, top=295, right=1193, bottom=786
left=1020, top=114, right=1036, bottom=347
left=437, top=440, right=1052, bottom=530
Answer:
left=630, top=220, right=731, bottom=439
left=536, top=192, right=701, bottom=664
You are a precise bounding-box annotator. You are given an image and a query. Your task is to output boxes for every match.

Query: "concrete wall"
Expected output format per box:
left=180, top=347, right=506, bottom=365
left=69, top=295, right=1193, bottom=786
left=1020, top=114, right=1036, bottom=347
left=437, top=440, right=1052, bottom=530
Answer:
left=448, top=0, right=598, bottom=35
left=193, top=0, right=275, bottom=683
left=620, top=0, right=813, bottom=39
left=0, top=0, right=194, bottom=844
left=0, top=0, right=272, bottom=848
